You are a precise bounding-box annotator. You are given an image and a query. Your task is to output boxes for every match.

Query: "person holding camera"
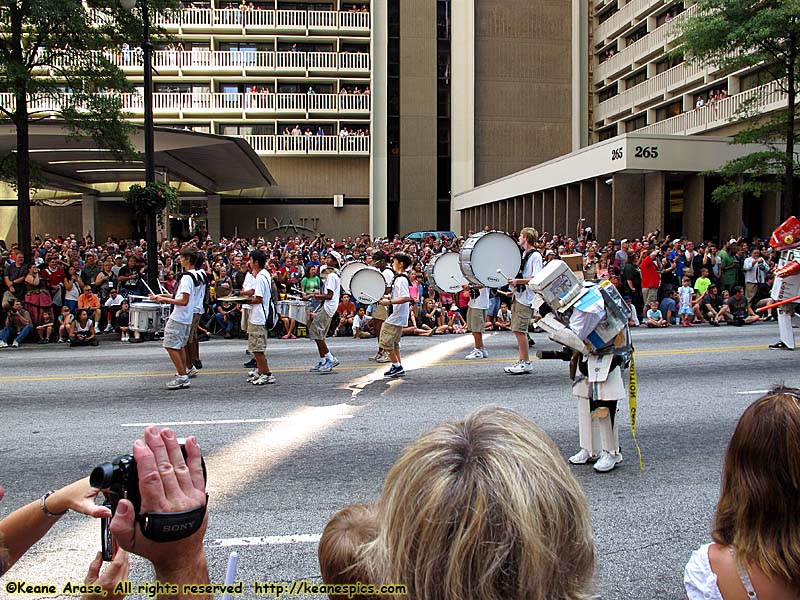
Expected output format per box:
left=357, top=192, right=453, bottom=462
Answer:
left=0, top=298, right=33, bottom=348
left=743, top=247, right=769, bottom=306
left=0, top=477, right=130, bottom=598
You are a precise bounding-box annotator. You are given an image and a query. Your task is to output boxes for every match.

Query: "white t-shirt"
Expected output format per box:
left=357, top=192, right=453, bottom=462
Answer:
left=468, top=287, right=490, bottom=310
left=386, top=274, right=410, bottom=327
left=684, top=544, right=722, bottom=600
left=242, top=271, right=256, bottom=314
left=104, top=295, right=124, bottom=308
left=322, top=272, right=341, bottom=317
left=169, top=274, right=195, bottom=325
left=514, top=250, right=543, bottom=305
left=189, top=269, right=207, bottom=315
left=381, top=267, right=394, bottom=287
left=353, top=313, right=371, bottom=330
left=248, top=270, right=272, bottom=326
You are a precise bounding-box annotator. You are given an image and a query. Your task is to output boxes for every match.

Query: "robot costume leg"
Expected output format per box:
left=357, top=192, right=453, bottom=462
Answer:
left=777, top=306, right=796, bottom=349
left=569, top=376, right=599, bottom=464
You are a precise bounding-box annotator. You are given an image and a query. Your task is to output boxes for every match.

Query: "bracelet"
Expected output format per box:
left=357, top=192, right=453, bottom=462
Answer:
left=40, top=490, right=68, bottom=518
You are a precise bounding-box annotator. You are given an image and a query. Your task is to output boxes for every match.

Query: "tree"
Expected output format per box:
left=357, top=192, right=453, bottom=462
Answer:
left=0, top=0, right=176, bottom=259
left=677, top=0, right=800, bottom=221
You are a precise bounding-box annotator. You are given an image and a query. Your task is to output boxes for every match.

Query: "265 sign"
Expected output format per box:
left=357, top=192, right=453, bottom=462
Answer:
left=611, top=147, right=624, bottom=161
left=634, top=145, right=658, bottom=158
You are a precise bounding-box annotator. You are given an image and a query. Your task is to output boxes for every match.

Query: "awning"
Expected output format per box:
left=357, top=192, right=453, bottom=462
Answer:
left=0, top=120, right=275, bottom=195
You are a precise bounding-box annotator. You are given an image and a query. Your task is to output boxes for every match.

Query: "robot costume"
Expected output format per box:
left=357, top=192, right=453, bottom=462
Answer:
left=765, top=216, right=800, bottom=350
left=530, top=259, right=634, bottom=473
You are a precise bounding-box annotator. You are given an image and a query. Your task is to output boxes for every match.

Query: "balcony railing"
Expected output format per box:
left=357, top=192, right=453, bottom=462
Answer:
left=150, top=8, right=370, bottom=32
left=0, top=92, right=370, bottom=115
left=637, top=80, right=786, bottom=135
left=595, top=3, right=698, bottom=83
left=236, top=134, right=369, bottom=155
left=595, top=0, right=654, bottom=43
left=77, top=49, right=370, bottom=74
left=595, top=60, right=710, bottom=121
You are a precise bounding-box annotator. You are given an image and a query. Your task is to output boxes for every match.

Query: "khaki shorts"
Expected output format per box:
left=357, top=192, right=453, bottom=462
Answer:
left=379, top=322, right=403, bottom=351
left=511, top=300, right=533, bottom=333
left=188, top=312, right=201, bottom=343
left=247, top=324, right=268, bottom=353
left=372, top=303, right=388, bottom=321
left=163, top=319, right=191, bottom=350
left=308, top=309, right=333, bottom=340
left=467, top=307, right=486, bottom=333
left=642, top=287, right=658, bottom=309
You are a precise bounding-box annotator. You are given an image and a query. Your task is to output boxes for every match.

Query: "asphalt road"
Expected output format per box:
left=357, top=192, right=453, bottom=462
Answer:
left=0, top=321, right=798, bottom=600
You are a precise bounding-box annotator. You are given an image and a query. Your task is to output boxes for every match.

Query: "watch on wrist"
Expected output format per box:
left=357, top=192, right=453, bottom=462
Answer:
left=40, top=490, right=68, bottom=518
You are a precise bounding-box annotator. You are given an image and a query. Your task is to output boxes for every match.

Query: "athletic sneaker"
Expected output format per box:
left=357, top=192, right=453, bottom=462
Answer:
left=769, top=341, right=792, bottom=350
left=310, top=359, right=326, bottom=372
left=317, top=358, right=336, bottom=373
left=194, top=360, right=203, bottom=369
left=593, top=450, right=622, bottom=473
left=104, top=324, right=114, bottom=332
left=384, top=365, right=406, bottom=378
left=375, top=354, right=390, bottom=363
left=11, top=341, right=19, bottom=348
left=481, top=347, right=489, bottom=358
left=251, top=373, right=276, bottom=385
left=568, top=448, right=596, bottom=465
left=328, top=356, right=340, bottom=368
left=369, top=351, right=385, bottom=362
left=243, top=358, right=257, bottom=368
left=465, top=348, right=484, bottom=360
left=166, top=377, right=191, bottom=390
left=246, top=369, right=260, bottom=382
left=0, top=341, right=7, bottom=348
left=186, top=366, right=198, bottom=378
left=503, top=360, right=534, bottom=375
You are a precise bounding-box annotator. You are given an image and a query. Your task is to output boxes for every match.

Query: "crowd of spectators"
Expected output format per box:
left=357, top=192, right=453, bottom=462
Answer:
left=0, top=222, right=784, bottom=350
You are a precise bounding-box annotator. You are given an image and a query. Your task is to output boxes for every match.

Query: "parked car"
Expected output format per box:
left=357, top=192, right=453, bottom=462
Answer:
left=404, top=230, right=456, bottom=242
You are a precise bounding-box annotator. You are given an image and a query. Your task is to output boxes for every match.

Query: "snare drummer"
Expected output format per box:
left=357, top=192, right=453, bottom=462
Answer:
left=504, top=227, right=543, bottom=375
left=149, top=246, right=198, bottom=390
left=304, top=251, right=343, bottom=374
left=368, top=251, right=394, bottom=363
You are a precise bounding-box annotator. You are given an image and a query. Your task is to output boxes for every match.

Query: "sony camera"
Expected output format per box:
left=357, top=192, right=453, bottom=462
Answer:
left=90, top=444, right=206, bottom=561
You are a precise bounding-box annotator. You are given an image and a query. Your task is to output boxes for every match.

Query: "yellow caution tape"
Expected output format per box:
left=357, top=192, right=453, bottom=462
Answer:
left=628, top=351, right=644, bottom=470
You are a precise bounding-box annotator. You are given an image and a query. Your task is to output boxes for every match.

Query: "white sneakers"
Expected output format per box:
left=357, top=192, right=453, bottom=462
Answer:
left=0, top=341, right=7, bottom=348
left=166, top=376, right=190, bottom=390
left=504, top=360, right=533, bottom=374
left=465, top=348, right=489, bottom=360
left=568, top=448, right=596, bottom=465
left=593, top=450, right=623, bottom=472
left=186, top=366, right=198, bottom=379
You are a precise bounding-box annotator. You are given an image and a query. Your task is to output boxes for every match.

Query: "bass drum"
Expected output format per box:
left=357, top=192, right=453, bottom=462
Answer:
left=340, top=261, right=367, bottom=294
left=459, top=231, right=521, bottom=288
left=425, top=252, right=468, bottom=293
left=349, top=266, right=387, bottom=305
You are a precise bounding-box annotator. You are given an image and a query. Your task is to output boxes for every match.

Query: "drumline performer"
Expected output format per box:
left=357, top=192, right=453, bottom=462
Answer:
left=531, top=260, right=632, bottom=472
left=185, top=251, right=208, bottom=374
left=149, top=245, right=199, bottom=390
left=305, top=251, right=343, bottom=373
left=368, top=250, right=395, bottom=363
left=245, top=250, right=276, bottom=385
left=242, top=259, right=258, bottom=369
left=378, top=252, right=413, bottom=379
left=464, top=283, right=490, bottom=360
left=765, top=216, right=800, bottom=351
left=504, top=227, right=543, bottom=374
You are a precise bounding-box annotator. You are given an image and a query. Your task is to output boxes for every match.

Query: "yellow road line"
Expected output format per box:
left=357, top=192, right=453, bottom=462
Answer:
left=0, top=344, right=770, bottom=383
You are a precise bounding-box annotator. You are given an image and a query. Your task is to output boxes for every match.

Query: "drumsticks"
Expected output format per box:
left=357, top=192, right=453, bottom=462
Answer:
left=497, top=268, right=512, bottom=281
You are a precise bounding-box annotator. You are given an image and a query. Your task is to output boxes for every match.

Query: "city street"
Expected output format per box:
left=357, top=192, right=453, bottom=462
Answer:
left=0, top=322, right=797, bottom=600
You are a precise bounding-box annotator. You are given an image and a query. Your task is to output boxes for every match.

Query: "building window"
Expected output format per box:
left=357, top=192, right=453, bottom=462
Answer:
left=624, top=69, right=647, bottom=89
left=597, top=3, right=618, bottom=24
left=625, top=114, right=647, bottom=132
left=655, top=54, right=683, bottom=74
left=740, top=67, right=771, bottom=92
left=598, top=83, right=618, bottom=103
left=597, top=125, right=617, bottom=141
left=655, top=100, right=682, bottom=122
left=625, top=25, right=648, bottom=46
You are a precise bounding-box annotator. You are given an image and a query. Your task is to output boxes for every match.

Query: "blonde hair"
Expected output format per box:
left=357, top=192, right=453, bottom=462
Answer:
left=713, top=386, right=800, bottom=592
left=367, top=407, right=595, bottom=600
left=520, top=227, right=539, bottom=246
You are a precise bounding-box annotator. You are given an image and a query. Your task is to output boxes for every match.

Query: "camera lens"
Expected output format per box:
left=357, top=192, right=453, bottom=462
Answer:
left=90, top=462, right=115, bottom=489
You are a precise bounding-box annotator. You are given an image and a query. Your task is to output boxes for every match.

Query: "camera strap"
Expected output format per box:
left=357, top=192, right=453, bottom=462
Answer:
left=137, top=495, right=208, bottom=542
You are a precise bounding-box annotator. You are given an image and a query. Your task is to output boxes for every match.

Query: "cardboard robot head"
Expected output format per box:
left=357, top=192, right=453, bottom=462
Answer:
left=529, top=260, right=586, bottom=313
left=770, top=216, right=800, bottom=251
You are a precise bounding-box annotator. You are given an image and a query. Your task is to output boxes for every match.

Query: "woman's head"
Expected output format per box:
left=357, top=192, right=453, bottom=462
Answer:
left=76, top=309, right=89, bottom=322
left=713, top=386, right=800, bottom=590
left=60, top=306, right=70, bottom=316
left=368, top=406, right=595, bottom=600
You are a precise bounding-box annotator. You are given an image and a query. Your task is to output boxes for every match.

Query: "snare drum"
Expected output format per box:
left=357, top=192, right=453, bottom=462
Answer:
left=459, top=231, right=521, bottom=288
left=349, top=267, right=387, bottom=305
left=276, top=299, right=311, bottom=325
left=340, top=261, right=367, bottom=294
left=425, top=252, right=468, bottom=293
left=130, top=301, right=162, bottom=333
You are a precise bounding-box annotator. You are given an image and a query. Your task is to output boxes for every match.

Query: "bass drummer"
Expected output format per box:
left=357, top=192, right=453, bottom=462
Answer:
left=367, top=250, right=395, bottom=363
left=504, top=227, right=543, bottom=375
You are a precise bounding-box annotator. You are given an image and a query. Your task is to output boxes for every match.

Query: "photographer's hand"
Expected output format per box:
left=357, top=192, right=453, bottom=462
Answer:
left=83, top=549, right=129, bottom=600
left=109, top=428, right=209, bottom=598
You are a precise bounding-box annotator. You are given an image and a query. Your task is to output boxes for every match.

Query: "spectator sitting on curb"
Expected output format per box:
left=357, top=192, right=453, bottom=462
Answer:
left=0, top=299, right=33, bottom=348
left=696, top=283, right=722, bottom=326
left=78, top=284, right=102, bottom=333
left=35, top=310, right=54, bottom=343
left=69, top=309, right=99, bottom=347
left=646, top=300, right=667, bottom=328
left=353, top=305, right=373, bottom=338
left=715, top=285, right=761, bottom=326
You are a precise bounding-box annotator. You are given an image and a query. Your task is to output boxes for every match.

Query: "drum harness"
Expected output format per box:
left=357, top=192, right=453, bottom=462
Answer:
left=386, top=272, right=409, bottom=316
left=515, top=249, right=541, bottom=293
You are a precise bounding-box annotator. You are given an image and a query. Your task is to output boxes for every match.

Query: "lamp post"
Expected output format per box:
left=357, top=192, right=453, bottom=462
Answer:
left=121, top=0, right=159, bottom=293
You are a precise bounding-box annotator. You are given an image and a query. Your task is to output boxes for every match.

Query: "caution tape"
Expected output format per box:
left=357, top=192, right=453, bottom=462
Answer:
left=628, top=351, right=644, bottom=470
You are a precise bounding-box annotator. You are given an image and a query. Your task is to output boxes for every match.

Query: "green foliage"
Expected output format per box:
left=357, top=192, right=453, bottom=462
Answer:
left=125, top=181, right=177, bottom=225
left=676, top=0, right=800, bottom=216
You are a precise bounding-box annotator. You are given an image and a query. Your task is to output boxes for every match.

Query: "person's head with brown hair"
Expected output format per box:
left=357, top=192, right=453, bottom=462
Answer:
left=712, top=386, right=800, bottom=592
left=367, top=406, right=595, bottom=600
left=318, top=504, right=380, bottom=600
left=519, top=227, right=539, bottom=248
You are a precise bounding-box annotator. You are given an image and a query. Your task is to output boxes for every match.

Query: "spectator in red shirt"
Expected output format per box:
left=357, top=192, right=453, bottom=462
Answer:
left=42, top=257, right=66, bottom=306
left=336, top=293, right=356, bottom=337
left=640, top=249, right=661, bottom=309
